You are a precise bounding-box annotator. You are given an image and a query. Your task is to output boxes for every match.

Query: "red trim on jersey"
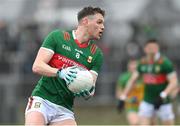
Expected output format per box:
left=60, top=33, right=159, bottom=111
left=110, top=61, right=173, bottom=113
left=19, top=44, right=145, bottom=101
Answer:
left=74, top=39, right=89, bottom=48
left=143, top=74, right=167, bottom=85
left=64, top=32, right=70, bottom=41
left=48, top=53, right=89, bottom=70
left=27, top=97, right=34, bottom=110
left=90, top=44, right=97, bottom=54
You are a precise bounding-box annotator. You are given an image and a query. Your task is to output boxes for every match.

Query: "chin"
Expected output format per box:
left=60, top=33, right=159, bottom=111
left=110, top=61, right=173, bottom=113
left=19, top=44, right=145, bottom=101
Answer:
left=91, top=37, right=99, bottom=40
left=95, top=37, right=100, bottom=40
left=96, top=35, right=101, bottom=40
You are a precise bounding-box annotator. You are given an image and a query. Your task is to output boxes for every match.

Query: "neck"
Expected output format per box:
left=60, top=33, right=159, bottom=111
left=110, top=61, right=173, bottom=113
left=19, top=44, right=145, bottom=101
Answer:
left=75, top=26, right=90, bottom=43
left=147, top=52, right=160, bottom=61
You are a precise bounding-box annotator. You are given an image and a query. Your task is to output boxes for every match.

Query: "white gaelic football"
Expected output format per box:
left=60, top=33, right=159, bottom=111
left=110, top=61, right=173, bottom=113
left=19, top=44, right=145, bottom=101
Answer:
left=68, top=67, right=94, bottom=93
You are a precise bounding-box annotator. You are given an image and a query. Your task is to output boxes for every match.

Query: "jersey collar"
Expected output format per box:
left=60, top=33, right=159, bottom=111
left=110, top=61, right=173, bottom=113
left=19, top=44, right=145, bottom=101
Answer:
left=154, top=52, right=161, bottom=61
left=72, top=30, right=90, bottom=48
left=147, top=52, right=161, bottom=64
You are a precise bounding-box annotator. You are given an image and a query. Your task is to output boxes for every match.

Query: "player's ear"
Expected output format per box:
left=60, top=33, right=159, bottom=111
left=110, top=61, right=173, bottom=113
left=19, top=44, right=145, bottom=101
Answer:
left=81, top=17, right=88, bottom=25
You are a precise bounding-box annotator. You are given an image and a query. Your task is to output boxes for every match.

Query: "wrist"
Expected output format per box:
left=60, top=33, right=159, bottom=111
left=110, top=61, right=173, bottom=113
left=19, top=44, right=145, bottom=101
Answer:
left=120, top=94, right=127, bottom=100
left=160, top=91, right=167, bottom=99
left=56, top=69, right=61, bottom=77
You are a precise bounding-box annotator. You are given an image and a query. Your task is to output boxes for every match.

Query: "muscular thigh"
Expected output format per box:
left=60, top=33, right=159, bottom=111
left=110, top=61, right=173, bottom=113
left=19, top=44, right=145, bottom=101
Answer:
left=25, top=111, right=45, bottom=125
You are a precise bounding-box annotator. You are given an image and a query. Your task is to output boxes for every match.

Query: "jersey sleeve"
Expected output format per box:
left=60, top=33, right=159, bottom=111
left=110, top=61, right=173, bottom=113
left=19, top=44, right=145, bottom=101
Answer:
left=163, top=57, right=174, bottom=74
left=41, top=30, right=60, bottom=52
left=117, top=73, right=128, bottom=89
left=90, top=49, right=103, bottom=75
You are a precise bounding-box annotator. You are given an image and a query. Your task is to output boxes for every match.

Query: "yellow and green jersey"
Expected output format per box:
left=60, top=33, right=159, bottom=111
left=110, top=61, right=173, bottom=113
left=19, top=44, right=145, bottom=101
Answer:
left=137, top=55, right=174, bottom=104
left=117, top=72, right=144, bottom=112
left=32, top=30, right=103, bottom=111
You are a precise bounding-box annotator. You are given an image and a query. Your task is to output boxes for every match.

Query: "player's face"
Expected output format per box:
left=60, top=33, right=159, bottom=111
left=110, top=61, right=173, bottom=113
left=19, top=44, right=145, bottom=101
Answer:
left=128, top=61, right=137, bottom=72
left=144, top=42, right=159, bottom=56
left=87, top=13, right=105, bottom=40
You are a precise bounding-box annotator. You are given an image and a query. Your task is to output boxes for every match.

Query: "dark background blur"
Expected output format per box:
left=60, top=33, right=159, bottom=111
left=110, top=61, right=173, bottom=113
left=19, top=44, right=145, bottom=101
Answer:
left=0, top=0, right=180, bottom=125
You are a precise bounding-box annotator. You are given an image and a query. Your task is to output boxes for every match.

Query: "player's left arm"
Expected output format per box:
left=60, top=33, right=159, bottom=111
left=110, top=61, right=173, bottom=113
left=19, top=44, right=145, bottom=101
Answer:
left=89, top=48, right=103, bottom=96
left=161, top=71, right=178, bottom=98
left=74, top=48, right=103, bottom=99
left=90, top=71, right=98, bottom=85
left=160, top=59, right=178, bottom=98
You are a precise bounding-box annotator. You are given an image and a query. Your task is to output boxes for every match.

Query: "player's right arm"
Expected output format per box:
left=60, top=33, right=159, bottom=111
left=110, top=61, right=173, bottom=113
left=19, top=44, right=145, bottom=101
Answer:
left=121, top=71, right=139, bottom=99
left=32, top=30, right=77, bottom=84
left=32, top=30, right=59, bottom=77
left=32, top=47, right=58, bottom=77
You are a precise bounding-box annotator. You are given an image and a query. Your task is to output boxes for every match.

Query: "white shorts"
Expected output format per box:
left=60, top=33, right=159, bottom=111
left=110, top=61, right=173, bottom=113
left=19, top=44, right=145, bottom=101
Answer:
left=138, top=101, right=174, bottom=121
left=25, top=96, right=75, bottom=124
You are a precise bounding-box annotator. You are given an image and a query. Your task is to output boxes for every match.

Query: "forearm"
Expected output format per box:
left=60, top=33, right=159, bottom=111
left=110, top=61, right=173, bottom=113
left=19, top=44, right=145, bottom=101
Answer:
left=90, top=71, right=97, bottom=85
left=161, top=72, right=178, bottom=97
left=163, top=81, right=178, bottom=96
left=122, top=71, right=139, bottom=97
left=122, top=79, right=135, bottom=97
left=32, top=61, right=58, bottom=77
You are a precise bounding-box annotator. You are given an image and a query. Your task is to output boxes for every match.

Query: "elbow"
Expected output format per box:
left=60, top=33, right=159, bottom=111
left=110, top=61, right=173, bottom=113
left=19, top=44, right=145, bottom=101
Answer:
left=32, top=64, right=41, bottom=74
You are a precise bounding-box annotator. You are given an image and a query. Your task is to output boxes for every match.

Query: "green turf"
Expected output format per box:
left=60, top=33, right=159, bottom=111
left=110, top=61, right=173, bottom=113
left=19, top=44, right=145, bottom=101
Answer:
left=16, top=102, right=180, bottom=125
left=74, top=105, right=180, bottom=125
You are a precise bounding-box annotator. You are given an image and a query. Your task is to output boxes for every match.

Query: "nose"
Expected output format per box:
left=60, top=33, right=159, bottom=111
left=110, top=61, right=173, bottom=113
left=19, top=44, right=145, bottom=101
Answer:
left=101, top=25, right=104, bottom=31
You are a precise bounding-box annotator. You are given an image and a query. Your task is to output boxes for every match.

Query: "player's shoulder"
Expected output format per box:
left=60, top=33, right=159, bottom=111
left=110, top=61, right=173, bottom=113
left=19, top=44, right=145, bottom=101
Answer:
left=49, top=29, right=70, bottom=36
left=89, top=41, right=103, bottom=56
left=121, top=71, right=131, bottom=78
left=138, top=56, right=147, bottom=64
left=50, top=29, right=72, bottom=40
left=49, top=29, right=62, bottom=34
left=118, top=71, right=131, bottom=82
left=161, top=55, right=173, bottom=65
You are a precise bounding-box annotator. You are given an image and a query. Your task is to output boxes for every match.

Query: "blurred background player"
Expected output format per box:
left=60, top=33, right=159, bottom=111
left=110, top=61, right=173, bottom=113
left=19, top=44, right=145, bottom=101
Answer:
left=120, top=39, right=178, bottom=125
left=25, top=6, right=105, bottom=126
left=116, top=59, right=144, bottom=125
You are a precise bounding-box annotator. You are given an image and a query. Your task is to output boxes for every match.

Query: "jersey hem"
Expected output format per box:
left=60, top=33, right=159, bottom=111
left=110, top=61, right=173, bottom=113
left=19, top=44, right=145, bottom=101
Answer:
left=31, top=93, right=73, bottom=112
left=41, top=47, right=55, bottom=54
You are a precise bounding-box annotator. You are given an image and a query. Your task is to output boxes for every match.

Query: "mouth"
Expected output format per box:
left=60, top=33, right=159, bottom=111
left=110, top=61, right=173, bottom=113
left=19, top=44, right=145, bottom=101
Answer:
left=98, top=31, right=103, bottom=37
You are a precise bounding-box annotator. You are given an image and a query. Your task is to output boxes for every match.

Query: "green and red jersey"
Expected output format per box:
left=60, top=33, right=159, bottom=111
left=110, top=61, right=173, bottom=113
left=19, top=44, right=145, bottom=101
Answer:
left=32, top=30, right=103, bottom=111
left=137, top=54, right=174, bottom=104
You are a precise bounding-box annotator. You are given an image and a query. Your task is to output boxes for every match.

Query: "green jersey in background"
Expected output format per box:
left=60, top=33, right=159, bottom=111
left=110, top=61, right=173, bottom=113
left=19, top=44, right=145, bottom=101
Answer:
left=137, top=55, right=174, bottom=104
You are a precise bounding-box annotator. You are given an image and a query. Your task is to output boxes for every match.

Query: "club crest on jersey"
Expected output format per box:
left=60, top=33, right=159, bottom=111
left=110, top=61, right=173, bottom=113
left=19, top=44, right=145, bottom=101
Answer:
left=62, top=44, right=71, bottom=51
left=34, top=102, right=41, bottom=108
left=87, top=56, right=93, bottom=63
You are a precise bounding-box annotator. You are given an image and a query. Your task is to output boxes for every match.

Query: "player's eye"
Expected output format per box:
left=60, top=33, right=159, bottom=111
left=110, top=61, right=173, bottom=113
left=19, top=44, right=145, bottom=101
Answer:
left=97, top=20, right=103, bottom=24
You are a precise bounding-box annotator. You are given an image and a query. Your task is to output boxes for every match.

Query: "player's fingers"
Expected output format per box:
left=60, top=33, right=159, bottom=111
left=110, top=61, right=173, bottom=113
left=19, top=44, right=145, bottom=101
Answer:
left=65, top=75, right=72, bottom=80
left=74, top=93, right=81, bottom=97
left=89, top=86, right=95, bottom=93
left=84, top=89, right=90, bottom=96
left=69, top=73, right=77, bottom=78
left=69, top=69, right=77, bottom=74
left=64, top=78, right=70, bottom=85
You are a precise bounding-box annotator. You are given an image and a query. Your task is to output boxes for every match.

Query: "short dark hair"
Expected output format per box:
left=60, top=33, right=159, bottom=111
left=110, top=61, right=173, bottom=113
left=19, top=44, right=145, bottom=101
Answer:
left=77, top=6, right=105, bottom=22
left=144, top=38, right=159, bottom=46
